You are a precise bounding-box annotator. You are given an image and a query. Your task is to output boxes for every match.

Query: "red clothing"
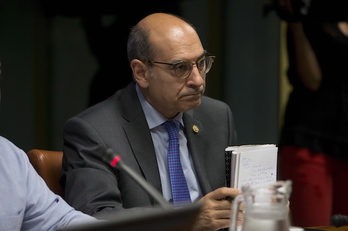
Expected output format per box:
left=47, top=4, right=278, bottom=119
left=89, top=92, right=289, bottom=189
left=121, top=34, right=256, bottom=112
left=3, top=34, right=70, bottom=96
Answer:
left=279, top=145, right=348, bottom=227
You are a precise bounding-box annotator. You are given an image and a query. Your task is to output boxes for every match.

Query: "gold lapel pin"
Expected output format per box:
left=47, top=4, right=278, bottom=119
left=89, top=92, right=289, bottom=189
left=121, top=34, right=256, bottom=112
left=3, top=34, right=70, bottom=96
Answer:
left=192, top=125, right=199, bottom=133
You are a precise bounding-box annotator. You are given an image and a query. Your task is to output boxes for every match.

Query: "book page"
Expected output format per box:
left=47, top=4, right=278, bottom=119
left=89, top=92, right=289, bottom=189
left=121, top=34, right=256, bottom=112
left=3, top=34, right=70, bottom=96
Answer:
left=226, top=145, right=277, bottom=189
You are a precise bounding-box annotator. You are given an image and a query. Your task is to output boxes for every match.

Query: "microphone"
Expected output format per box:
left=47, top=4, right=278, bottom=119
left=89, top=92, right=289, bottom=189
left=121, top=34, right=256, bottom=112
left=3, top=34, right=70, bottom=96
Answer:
left=331, top=214, right=348, bottom=227
left=103, top=148, right=173, bottom=210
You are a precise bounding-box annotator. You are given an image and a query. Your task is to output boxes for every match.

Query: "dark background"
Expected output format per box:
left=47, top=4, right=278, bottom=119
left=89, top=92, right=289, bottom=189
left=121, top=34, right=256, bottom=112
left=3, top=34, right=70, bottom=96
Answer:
left=0, top=0, right=281, bottom=152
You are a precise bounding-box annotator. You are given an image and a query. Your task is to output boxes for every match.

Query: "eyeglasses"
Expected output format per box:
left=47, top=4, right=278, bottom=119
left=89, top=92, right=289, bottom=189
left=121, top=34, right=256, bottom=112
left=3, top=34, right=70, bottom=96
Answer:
left=142, top=52, right=215, bottom=79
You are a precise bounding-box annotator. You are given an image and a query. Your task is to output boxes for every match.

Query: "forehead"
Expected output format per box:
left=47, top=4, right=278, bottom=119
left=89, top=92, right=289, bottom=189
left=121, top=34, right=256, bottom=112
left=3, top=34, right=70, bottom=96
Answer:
left=149, top=25, right=204, bottom=61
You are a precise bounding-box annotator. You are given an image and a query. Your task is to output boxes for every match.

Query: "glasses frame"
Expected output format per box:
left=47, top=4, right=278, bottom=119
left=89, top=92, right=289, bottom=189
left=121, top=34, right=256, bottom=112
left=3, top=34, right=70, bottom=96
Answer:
left=142, top=51, right=215, bottom=79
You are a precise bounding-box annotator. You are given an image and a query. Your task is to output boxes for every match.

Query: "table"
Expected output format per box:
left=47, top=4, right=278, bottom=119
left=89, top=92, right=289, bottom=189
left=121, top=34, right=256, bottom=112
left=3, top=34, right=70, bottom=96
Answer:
left=306, top=226, right=348, bottom=231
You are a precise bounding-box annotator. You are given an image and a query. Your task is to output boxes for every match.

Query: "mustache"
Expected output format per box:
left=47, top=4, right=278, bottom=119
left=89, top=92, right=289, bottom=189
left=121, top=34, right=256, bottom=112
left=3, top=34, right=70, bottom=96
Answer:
left=179, top=85, right=205, bottom=98
left=181, top=90, right=204, bottom=97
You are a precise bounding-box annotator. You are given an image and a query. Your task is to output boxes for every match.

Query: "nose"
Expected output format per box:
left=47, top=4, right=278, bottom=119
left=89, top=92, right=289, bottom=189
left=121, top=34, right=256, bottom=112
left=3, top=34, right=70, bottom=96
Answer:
left=186, top=65, right=205, bottom=88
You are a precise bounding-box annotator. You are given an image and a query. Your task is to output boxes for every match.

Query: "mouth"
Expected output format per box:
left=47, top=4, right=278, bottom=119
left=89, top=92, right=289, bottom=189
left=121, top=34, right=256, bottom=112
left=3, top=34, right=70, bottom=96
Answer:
left=180, top=92, right=202, bottom=100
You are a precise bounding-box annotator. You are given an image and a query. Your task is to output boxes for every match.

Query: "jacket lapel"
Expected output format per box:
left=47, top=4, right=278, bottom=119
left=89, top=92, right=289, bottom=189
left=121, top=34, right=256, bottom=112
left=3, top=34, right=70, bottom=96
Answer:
left=120, top=83, right=162, bottom=193
left=183, top=110, right=212, bottom=195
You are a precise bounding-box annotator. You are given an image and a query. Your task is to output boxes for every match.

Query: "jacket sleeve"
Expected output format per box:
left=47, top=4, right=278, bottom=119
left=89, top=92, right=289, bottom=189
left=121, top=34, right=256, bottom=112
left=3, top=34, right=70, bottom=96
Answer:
left=61, top=116, right=125, bottom=218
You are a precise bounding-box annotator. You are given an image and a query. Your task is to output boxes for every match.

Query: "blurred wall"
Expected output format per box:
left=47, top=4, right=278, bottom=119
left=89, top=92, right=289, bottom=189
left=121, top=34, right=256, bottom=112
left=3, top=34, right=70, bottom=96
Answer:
left=224, top=0, right=280, bottom=144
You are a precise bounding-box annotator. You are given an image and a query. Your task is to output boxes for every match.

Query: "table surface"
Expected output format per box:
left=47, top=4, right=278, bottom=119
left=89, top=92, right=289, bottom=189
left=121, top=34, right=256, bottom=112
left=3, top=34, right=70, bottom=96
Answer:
left=306, top=226, right=348, bottom=231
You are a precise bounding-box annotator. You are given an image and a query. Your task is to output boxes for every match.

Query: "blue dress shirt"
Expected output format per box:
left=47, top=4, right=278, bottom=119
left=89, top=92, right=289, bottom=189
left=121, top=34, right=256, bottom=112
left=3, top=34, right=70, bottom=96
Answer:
left=0, top=136, right=95, bottom=231
left=136, top=84, right=203, bottom=202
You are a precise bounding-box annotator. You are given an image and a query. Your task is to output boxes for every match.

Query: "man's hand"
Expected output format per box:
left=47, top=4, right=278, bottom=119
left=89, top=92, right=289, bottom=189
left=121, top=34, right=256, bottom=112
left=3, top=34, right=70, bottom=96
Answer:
left=193, top=187, right=242, bottom=231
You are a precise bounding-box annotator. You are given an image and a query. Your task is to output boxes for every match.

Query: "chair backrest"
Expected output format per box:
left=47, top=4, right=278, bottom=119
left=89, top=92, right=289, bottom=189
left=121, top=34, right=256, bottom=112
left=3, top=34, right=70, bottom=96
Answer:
left=27, top=149, right=64, bottom=197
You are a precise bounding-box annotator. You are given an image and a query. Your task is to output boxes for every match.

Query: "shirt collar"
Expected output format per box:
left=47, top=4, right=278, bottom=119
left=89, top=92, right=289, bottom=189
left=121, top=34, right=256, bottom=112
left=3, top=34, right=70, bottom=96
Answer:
left=135, top=84, right=184, bottom=129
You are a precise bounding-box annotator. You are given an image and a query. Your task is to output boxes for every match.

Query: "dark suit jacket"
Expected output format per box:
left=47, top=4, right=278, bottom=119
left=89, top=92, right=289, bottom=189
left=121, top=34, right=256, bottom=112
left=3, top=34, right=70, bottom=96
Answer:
left=61, top=81, right=237, bottom=218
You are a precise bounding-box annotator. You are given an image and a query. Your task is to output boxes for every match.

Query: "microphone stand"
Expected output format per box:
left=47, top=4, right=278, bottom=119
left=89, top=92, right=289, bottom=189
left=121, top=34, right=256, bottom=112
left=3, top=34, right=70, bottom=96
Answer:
left=104, top=148, right=173, bottom=210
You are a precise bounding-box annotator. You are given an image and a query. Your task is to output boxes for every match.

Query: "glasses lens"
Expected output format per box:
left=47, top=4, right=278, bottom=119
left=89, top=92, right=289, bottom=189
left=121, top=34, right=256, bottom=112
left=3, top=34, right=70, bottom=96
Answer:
left=172, top=55, right=215, bottom=78
left=174, top=62, right=192, bottom=78
left=204, top=56, right=214, bottom=74
left=197, top=57, right=208, bottom=73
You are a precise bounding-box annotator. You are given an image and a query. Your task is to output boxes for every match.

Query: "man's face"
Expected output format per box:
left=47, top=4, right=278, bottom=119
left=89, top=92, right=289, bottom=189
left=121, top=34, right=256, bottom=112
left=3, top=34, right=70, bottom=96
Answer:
left=141, top=27, right=207, bottom=119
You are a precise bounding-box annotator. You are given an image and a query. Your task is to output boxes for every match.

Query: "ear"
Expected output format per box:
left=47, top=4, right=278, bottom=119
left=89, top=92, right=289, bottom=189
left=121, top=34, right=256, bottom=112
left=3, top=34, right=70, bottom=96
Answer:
left=130, top=59, right=149, bottom=88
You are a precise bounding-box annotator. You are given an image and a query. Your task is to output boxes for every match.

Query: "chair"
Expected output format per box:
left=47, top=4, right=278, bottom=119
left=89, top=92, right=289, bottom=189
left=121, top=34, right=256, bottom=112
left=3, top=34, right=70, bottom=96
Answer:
left=27, top=149, right=64, bottom=197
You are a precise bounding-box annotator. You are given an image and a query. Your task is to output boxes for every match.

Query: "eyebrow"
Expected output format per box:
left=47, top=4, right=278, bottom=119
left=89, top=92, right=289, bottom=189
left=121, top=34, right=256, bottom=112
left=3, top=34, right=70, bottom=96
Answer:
left=171, top=51, right=207, bottom=64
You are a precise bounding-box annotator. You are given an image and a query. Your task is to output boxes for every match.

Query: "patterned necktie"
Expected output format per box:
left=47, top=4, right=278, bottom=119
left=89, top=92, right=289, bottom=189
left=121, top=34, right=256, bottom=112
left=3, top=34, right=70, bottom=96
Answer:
left=163, top=120, right=191, bottom=206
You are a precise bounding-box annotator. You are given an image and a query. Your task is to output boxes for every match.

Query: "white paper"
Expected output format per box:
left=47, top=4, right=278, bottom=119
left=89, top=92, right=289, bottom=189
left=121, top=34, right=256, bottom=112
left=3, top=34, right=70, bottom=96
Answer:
left=226, top=144, right=277, bottom=189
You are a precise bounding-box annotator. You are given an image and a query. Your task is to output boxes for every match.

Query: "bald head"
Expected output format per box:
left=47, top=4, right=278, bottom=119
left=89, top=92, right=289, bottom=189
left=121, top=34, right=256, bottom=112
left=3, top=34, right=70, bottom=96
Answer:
left=139, top=13, right=196, bottom=39
left=139, top=13, right=192, bottom=30
left=127, top=13, right=203, bottom=62
left=140, top=13, right=201, bottom=56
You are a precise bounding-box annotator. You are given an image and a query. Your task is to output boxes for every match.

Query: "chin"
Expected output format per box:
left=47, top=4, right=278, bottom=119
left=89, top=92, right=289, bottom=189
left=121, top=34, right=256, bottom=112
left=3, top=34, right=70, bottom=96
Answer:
left=185, top=99, right=202, bottom=111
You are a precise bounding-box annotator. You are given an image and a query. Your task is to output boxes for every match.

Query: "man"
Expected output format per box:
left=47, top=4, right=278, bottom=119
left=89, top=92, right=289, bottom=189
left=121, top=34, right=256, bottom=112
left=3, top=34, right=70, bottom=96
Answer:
left=0, top=62, right=96, bottom=231
left=61, top=13, right=240, bottom=231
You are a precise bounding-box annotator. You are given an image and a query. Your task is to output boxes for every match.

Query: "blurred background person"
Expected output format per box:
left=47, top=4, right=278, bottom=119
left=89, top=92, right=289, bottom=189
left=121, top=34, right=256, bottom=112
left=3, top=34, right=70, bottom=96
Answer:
left=273, top=0, right=348, bottom=227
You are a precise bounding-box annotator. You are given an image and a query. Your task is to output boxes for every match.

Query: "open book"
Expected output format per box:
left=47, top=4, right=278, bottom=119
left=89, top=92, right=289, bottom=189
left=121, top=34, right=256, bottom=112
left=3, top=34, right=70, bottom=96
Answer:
left=225, top=144, right=278, bottom=189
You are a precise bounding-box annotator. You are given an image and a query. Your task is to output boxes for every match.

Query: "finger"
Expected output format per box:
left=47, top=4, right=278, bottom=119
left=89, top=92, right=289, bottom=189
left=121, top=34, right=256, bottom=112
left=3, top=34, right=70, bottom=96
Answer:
left=216, top=198, right=234, bottom=210
left=215, top=219, right=231, bottom=230
left=206, top=217, right=231, bottom=231
left=211, top=209, right=233, bottom=220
